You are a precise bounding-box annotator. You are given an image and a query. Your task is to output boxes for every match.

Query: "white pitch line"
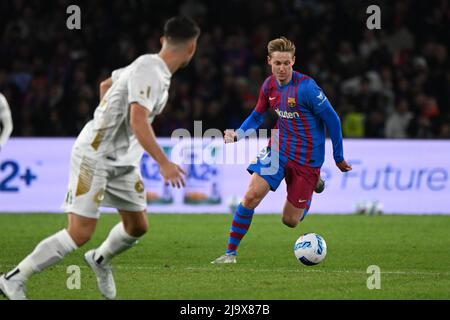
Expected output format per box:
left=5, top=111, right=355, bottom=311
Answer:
left=185, top=267, right=450, bottom=276
left=1, top=264, right=448, bottom=277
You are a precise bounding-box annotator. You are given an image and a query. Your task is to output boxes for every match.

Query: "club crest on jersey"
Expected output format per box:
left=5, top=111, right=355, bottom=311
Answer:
left=288, top=97, right=296, bottom=108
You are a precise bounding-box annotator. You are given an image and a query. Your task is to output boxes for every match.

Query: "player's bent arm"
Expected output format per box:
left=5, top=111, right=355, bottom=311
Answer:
left=318, top=106, right=352, bottom=172
left=317, top=104, right=345, bottom=164
left=303, top=79, right=351, bottom=172
left=130, top=103, right=170, bottom=166
left=235, top=110, right=268, bottom=141
left=130, top=103, right=186, bottom=187
left=100, top=77, right=113, bottom=100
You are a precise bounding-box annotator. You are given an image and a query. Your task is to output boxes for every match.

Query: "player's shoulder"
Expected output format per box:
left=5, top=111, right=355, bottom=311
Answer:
left=293, top=71, right=314, bottom=85
left=133, top=54, right=159, bottom=69
left=261, top=75, right=276, bottom=90
left=137, top=54, right=170, bottom=76
left=293, top=71, right=320, bottom=93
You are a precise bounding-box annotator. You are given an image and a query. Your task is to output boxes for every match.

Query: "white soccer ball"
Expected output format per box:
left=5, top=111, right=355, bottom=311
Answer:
left=294, top=233, right=327, bottom=266
left=356, top=200, right=384, bottom=215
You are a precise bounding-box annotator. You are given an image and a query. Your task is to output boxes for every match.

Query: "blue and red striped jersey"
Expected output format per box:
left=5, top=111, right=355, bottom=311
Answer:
left=252, top=71, right=343, bottom=168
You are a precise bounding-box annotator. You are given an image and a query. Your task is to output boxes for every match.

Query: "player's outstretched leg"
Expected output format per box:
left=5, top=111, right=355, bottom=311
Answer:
left=212, top=173, right=270, bottom=264
left=85, top=210, right=148, bottom=300
left=0, top=213, right=96, bottom=300
left=283, top=161, right=319, bottom=227
left=212, top=203, right=254, bottom=264
left=282, top=200, right=309, bottom=228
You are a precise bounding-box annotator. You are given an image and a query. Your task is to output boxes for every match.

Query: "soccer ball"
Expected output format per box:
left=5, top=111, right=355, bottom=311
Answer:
left=294, top=233, right=327, bottom=266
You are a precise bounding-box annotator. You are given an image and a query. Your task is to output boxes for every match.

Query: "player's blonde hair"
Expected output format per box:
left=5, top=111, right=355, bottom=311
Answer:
left=268, top=37, right=296, bottom=57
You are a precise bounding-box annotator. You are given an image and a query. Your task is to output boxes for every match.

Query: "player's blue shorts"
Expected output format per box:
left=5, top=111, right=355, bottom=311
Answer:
left=247, top=146, right=287, bottom=192
left=247, top=147, right=320, bottom=221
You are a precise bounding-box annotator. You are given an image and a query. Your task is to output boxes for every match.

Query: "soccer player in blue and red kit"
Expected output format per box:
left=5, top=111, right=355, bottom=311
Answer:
left=212, top=37, right=352, bottom=264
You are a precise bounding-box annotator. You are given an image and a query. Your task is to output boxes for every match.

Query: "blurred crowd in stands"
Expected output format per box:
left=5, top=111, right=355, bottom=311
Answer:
left=0, top=0, right=449, bottom=138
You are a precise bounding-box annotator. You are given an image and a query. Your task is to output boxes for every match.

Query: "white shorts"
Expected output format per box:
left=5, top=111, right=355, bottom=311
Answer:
left=62, top=152, right=147, bottom=219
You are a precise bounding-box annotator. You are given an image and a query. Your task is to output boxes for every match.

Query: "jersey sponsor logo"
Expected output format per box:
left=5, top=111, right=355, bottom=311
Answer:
left=298, top=199, right=307, bottom=203
left=269, top=96, right=276, bottom=101
left=275, top=108, right=300, bottom=119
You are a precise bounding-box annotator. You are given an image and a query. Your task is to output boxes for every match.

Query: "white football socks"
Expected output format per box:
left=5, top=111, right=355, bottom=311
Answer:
left=5, top=224, right=140, bottom=282
left=94, top=223, right=139, bottom=265
left=5, top=229, right=78, bottom=283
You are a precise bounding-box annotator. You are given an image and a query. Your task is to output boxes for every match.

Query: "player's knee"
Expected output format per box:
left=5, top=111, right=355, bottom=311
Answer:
left=67, top=226, right=94, bottom=247
left=282, top=216, right=299, bottom=228
left=71, top=230, right=93, bottom=247
left=67, top=213, right=97, bottom=246
left=124, top=222, right=148, bottom=238
left=132, top=225, right=148, bottom=238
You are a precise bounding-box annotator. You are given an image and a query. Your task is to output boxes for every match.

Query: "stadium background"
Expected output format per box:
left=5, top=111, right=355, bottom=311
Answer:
left=0, top=0, right=449, bottom=139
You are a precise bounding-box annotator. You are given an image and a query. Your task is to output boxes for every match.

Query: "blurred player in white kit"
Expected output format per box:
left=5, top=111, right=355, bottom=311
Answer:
left=0, top=93, right=13, bottom=152
left=0, top=16, right=200, bottom=300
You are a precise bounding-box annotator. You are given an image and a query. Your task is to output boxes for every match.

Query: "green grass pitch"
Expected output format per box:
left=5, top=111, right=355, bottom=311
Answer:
left=0, top=213, right=449, bottom=300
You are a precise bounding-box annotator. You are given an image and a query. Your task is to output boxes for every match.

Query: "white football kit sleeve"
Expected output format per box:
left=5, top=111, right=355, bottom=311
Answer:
left=111, top=67, right=125, bottom=83
left=62, top=54, right=172, bottom=218
left=127, top=65, right=163, bottom=114
left=0, top=93, right=13, bottom=150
